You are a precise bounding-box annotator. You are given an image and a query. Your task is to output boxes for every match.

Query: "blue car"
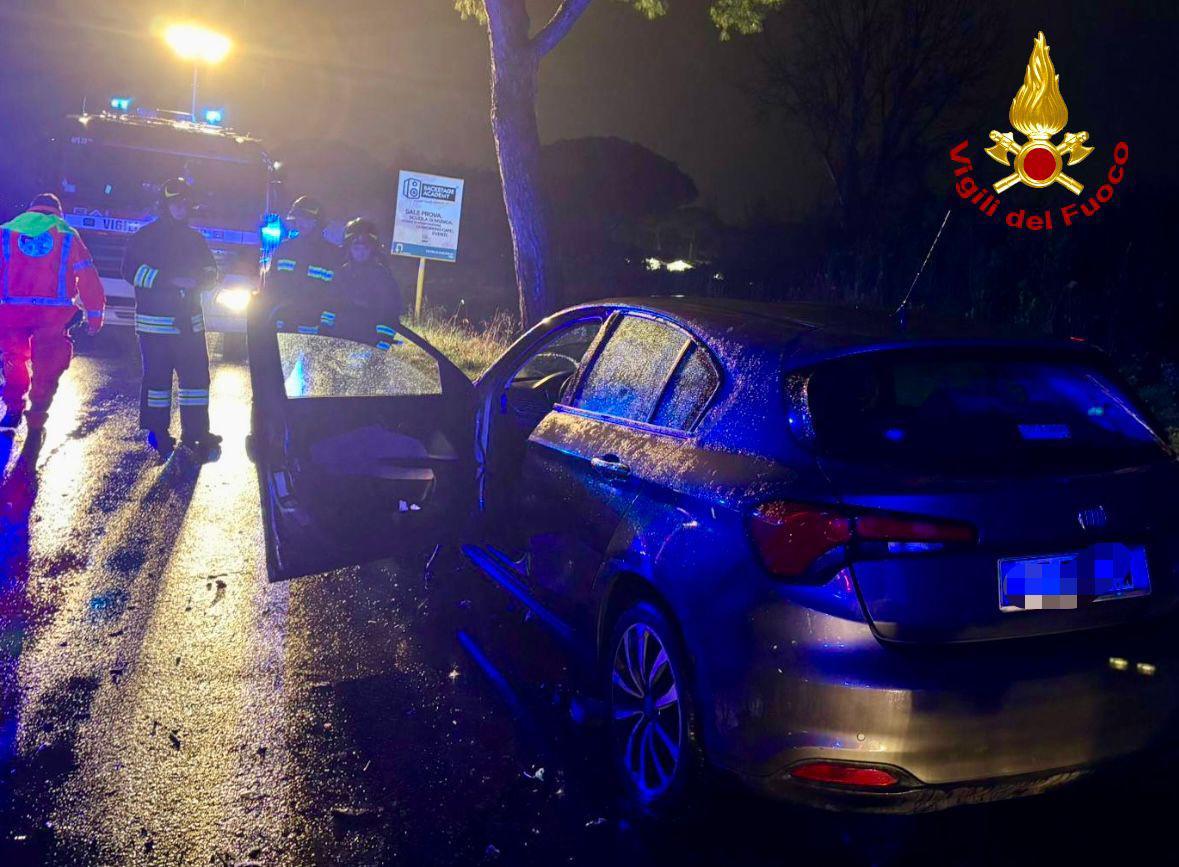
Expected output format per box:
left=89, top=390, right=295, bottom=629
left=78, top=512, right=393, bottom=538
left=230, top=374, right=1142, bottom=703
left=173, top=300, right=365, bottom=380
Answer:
left=248, top=297, right=1179, bottom=814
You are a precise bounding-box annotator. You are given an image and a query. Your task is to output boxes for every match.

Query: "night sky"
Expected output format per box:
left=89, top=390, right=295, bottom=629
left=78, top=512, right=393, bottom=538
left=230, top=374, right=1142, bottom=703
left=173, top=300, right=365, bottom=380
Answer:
left=0, top=1, right=1175, bottom=221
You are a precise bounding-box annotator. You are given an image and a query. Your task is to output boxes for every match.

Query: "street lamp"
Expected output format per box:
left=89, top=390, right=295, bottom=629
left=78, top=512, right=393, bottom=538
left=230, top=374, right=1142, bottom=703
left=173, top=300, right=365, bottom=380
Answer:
left=163, top=22, right=232, bottom=121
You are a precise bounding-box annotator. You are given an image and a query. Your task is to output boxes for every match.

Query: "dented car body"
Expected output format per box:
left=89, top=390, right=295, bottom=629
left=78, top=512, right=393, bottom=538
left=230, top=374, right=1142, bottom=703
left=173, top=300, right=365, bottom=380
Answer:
left=248, top=297, right=1179, bottom=813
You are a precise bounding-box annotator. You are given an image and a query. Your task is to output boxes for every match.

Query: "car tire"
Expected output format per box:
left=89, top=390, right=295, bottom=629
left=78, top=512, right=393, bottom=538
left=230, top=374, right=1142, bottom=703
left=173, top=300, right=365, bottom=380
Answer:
left=605, top=601, right=704, bottom=817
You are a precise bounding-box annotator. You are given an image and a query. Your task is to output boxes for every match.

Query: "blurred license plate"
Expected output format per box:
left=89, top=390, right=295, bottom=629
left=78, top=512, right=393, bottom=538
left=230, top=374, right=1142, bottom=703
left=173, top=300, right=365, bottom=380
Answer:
left=999, top=543, right=1150, bottom=612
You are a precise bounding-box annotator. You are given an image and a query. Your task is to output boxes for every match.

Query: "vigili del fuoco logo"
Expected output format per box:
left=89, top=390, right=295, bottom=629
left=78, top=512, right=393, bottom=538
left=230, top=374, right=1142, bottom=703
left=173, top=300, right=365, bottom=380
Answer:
left=948, top=31, right=1129, bottom=230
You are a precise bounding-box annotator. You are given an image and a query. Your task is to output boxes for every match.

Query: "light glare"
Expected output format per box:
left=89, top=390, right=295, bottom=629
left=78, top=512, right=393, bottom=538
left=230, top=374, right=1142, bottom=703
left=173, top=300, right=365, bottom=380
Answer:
left=216, top=287, right=252, bottom=312
left=164, top=23, right=232, bottom=64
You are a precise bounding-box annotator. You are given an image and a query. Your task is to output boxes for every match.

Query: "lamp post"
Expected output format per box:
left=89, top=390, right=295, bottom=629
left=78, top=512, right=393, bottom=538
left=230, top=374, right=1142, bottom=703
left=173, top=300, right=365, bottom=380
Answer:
left=163, top=23, right=232, bottom=120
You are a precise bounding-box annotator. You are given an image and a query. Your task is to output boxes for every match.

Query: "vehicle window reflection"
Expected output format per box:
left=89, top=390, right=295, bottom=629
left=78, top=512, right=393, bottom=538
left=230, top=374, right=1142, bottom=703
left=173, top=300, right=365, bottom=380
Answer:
left=278, top=332, right=442, bottom=399
left=650, top=345, right=719, bottom=430
left=575, top=315, right=685, bottom=422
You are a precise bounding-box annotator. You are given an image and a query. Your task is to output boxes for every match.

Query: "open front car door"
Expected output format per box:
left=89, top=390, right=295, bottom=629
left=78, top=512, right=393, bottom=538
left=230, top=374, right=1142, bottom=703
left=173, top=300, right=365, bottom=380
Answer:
left=248, top=300, right=475, bottom=581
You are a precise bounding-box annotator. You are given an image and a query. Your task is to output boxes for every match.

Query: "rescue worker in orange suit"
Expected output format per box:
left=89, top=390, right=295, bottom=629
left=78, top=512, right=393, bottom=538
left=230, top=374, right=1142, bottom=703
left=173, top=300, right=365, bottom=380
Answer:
left=263, top=195, right=340, bottom=303
left=121, top=179, right=221, bottom=457
left=0, top=193, right=105, bottom=432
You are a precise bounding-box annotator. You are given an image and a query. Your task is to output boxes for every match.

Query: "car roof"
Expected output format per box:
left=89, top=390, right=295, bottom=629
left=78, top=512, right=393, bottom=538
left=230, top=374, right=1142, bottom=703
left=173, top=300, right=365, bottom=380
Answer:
left=572, top=297, right=1095, bottom=367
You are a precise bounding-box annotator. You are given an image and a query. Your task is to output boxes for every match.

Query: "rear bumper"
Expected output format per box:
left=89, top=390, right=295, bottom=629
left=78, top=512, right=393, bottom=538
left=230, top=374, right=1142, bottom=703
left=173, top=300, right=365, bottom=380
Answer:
left=742, top=762, right=1092, bottom=814
left=698, top=588, right=1179, bottom=812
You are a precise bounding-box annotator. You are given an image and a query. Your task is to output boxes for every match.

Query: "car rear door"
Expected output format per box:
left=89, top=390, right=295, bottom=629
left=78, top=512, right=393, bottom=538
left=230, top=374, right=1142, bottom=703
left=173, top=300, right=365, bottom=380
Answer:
left=517, top=311, right=720, bottom=630
left=794, top=345, right=1179, bottom=643
left=248, top=300, right=475, bottom=581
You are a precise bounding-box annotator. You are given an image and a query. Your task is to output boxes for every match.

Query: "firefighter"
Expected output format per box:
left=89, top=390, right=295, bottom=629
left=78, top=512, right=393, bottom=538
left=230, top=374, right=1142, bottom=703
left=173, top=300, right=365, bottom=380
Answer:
left=337, top=218, right=402, bottom=318
left=121, top=179, right=221, bottom=457
left=0, top=193, right=105, bottom=432
left=264, top=195, right=340, bottom=303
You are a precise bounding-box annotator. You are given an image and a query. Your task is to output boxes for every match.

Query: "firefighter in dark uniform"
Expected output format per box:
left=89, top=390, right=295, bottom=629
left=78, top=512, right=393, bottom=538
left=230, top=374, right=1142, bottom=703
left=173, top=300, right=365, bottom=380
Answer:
left=337, top=218, right=403, bottom=318
left=264, top=195, right=340, bottom=303
left=122, top=178, right=222, bottom=457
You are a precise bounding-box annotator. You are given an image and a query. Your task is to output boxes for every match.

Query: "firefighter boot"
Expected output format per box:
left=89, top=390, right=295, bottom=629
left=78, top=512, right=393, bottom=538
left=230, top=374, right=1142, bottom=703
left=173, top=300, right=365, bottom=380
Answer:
left=147, top=429, right=176, bottom=458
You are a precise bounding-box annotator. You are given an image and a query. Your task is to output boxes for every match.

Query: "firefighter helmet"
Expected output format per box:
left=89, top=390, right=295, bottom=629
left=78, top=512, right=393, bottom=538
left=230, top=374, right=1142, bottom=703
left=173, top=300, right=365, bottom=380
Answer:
left=288, top=195, right=325, bottom=225
left=161, top=178, right=192, bottom=203
left=343, top=217, right=380, bottom=249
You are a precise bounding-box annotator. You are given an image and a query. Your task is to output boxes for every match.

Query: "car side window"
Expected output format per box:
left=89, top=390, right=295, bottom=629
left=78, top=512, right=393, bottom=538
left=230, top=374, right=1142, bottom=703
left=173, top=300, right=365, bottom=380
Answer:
left=650, top=344, right=719, bottom=430
left=511, top=319, right=604, bottom=388
left=278, top=331, right=442, bottom=399
left=574, top=315, right=688, bottom=423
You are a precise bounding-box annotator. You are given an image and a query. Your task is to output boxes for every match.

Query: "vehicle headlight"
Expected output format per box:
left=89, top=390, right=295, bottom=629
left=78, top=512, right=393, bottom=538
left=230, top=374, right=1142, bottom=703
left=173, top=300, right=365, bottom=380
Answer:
left=216, top=286, right=252, bottom=312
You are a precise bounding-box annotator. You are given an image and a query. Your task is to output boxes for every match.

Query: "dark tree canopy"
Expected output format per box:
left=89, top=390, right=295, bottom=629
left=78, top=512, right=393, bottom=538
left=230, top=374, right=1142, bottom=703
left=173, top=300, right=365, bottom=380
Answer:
left=752, top=0, right=1001, bottom=299
left=453, top=0, right=783, bottom=324
left=454, top=1, right=784, bottom=38
left=542, top=136, right=697, bottom=224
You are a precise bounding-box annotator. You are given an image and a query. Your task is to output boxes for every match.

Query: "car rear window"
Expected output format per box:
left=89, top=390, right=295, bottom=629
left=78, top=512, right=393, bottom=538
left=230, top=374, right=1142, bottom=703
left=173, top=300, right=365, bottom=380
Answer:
left=650, top=345, right=719, bottom=430
left=795, top=350, right=1170, bottom=474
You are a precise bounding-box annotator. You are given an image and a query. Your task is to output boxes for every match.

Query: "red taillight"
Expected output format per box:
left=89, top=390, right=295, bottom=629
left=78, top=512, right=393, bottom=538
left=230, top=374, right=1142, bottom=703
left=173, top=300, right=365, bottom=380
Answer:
left=750, top=502, right=975, bottom=579
left=750, top=503, right=852, bottom=578
left=789, top=761, right=899, bottom=789
left=855, top=514, right=976, bottom=544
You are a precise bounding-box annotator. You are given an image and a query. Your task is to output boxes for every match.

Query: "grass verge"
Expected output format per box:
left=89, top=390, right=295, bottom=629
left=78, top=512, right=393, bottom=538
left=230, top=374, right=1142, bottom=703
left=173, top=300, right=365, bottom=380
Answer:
left=409, top=308, right=516, bottom=380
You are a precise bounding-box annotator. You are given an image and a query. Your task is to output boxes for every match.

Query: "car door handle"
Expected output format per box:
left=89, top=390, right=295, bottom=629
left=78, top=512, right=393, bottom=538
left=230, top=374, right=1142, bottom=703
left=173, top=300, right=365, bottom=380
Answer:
left=591, top=454, right=631, bottom=478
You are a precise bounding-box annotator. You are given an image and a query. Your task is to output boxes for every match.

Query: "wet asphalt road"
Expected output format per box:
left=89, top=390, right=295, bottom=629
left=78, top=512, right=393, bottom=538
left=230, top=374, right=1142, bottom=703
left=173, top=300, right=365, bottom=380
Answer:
left=1, top=330, right=1178, bottom=866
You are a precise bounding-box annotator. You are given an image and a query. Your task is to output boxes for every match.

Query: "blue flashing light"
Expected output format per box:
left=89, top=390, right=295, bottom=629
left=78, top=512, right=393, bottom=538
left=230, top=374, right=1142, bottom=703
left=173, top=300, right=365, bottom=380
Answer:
left=260, top=213, right=284, bottom=248
left=204, top=108, right=224, bottom=125
left=110, top=97, right=132, bottom=112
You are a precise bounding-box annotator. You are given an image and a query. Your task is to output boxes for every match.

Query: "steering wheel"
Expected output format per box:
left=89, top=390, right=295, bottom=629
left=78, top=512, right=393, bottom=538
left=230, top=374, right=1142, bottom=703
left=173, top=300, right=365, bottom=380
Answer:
left=528, top=351, right=580, bottom=372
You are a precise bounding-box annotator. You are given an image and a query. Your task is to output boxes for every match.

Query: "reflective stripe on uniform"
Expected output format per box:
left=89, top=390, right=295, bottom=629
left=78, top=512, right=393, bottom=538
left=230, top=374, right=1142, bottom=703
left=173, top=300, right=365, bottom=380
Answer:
left=135, top=313, right=179, bottom=335
left=375, top=341, right=392, bottom=351
left=296, top=325, right=319, bottom=335
left=56, top=234, right=73, bottom=300
left=0, top=230, right=10, bottom=299
left=191, top=313, right=205, bottom=333
left=275, top=259, right=296, bottom=272
left=146, top=388, right=171, bottom=408
left=133, top=265, right=160, bottom=289
left=73, top=258, right=94, bottom=272
left=307, top=266, right=334, bottom=282
left=319, top=310, right=336, bottom=327
left=177, top=388, right=209, bottom=407
left=0, top=295, right=76, bottom=307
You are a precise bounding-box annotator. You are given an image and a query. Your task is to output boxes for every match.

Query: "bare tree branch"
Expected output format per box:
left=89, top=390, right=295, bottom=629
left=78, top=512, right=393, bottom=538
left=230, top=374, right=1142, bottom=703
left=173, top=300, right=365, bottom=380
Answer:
left=533, top=0, right=595, bottom=57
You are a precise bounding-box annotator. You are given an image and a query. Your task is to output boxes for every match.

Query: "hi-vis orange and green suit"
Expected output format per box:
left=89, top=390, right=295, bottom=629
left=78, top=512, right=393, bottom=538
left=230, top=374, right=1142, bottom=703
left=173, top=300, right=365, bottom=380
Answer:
left=0, top=199, right=105, bottom=427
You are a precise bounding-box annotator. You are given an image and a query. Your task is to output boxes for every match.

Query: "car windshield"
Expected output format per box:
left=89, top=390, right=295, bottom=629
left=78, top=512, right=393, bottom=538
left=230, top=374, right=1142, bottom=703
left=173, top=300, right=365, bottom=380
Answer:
left=798, top=349, right=1171, bottom=475
left=60, top=141, right=266, bottom=229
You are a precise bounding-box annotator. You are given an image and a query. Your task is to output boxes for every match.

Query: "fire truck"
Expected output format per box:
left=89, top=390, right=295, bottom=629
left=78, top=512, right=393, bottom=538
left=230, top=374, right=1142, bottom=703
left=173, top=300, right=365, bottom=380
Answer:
left=44, top=100, right=282, bottom=338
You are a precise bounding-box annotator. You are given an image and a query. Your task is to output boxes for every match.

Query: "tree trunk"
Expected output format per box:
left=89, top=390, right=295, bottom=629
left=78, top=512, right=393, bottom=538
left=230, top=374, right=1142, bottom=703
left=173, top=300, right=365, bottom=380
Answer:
left=485, top=0, right=554, bottom=328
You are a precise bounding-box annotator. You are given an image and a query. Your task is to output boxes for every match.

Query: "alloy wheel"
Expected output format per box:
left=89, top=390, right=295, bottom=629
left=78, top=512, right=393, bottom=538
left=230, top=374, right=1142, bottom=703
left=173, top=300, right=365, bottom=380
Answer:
left=610, top=622, right=682, bottom=800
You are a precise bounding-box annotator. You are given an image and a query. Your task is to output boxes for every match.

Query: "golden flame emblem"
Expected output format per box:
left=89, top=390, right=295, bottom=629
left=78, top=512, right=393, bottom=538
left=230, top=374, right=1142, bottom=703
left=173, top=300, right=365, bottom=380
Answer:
left=986, top=32, right=1093, bottom=194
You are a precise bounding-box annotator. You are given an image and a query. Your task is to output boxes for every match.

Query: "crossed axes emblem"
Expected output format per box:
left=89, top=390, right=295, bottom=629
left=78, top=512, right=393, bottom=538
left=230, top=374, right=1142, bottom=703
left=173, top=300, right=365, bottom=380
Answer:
left=985, top=130, right=1094, bottom=194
